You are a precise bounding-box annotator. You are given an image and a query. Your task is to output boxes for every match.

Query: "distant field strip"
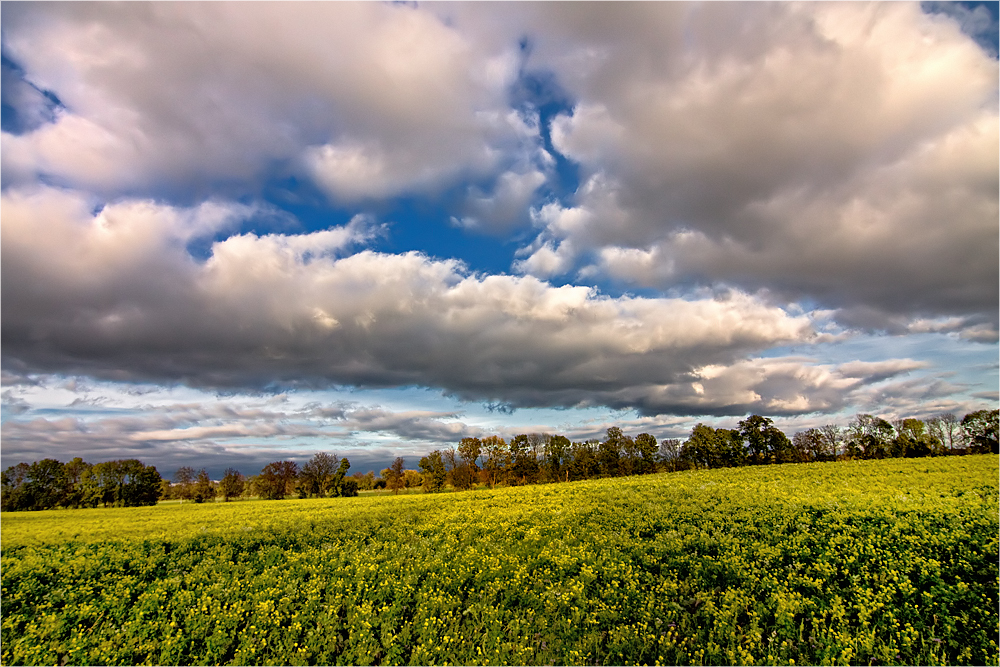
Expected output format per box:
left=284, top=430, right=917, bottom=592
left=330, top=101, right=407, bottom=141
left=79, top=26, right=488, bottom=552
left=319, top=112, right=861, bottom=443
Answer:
left=2, top=456, right=997, bottom=665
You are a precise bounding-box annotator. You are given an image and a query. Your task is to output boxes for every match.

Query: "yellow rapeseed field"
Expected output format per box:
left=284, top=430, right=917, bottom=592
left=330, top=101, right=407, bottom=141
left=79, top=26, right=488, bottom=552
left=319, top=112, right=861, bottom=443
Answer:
left=2, top=455, right=997, bottom=665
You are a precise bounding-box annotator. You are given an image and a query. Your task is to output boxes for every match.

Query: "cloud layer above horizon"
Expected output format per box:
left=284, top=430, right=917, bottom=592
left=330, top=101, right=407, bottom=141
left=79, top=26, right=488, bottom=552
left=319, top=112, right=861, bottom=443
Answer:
left=2, top=2, right=997, bottom=474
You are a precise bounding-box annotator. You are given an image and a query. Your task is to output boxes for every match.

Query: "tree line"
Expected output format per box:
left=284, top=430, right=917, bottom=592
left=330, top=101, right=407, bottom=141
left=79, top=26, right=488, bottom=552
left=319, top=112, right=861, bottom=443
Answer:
left=402, top=409, right=998, bottom=493
left=0, top=458, right=162, bottom=512
left=161, top=453, right=357, bottom=503
left=3, top=409, right=996, bottom=511
left=0, top=452, right=359, bottom=512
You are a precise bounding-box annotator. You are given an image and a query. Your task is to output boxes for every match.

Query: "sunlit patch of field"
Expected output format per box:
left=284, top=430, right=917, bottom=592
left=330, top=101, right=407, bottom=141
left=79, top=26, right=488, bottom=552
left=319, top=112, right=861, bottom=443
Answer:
left=2, top=455, right=997, bottom=665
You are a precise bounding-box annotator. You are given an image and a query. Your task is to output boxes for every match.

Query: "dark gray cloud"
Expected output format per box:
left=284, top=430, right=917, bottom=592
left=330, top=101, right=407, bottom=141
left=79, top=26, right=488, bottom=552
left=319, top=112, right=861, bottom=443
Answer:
left=3, top=186, right=845, bottom=416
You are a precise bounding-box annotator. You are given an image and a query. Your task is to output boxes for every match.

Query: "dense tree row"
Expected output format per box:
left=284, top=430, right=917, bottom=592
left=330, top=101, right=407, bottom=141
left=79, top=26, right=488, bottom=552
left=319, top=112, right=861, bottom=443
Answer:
left=0, top=453, right=358, bottom=512
left=0, top=458, right=162, bottom=512
left=408, top=409, right=998, bottom=492
left=3, top=409, right=995, bottom=510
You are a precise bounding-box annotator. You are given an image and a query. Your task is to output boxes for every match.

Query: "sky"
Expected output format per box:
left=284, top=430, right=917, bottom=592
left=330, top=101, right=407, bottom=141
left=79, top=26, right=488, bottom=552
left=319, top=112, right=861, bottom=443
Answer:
left=2, top=1, right=997, bottom=479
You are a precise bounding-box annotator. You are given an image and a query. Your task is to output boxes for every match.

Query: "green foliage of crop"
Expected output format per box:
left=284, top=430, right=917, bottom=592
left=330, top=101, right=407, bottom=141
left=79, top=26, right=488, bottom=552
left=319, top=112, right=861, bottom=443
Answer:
left=2, top=455, right=997, bottom=666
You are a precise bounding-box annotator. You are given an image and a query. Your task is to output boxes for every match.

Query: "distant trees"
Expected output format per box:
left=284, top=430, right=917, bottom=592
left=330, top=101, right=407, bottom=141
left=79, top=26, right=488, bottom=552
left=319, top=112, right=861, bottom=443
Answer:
left=658, top=438, right=683, bottom=472
left=1, top=463, right=31, bottom=511
left=568, top=440, right=599, bottom=481
left=257, top=461, right=299, bottom=500
left=891, top=418, right=938, bottom=458
left=544, top=435, right=570, bottom=481
left=351, top=471, right=377, bottom=491
left=4, top=407, right=994, bottom=512
left=418, top=450, right=447, bottom=493
left=26, top=458, right=67, bottom=510
left=246, top=455, right=355, bottom=500
left=458, top=437, right=482, bottom=472
left=87, top=460, right=163, bottom=508
left=63, top=457, right=92, bottom=508
left=962, top=409, right=999, bottom=453
left=737, top=415, right=794, bottom=464
left=403, top=469, right=423, bottom=489
left=927, top=413, right=962, bottom=452
left=846, top=414, right=896, bottom=459
left=819, top=425, right=844, bottom=459
left=383, top=457, right=405, bottom=495
left=173, top=466, right=195, bottom=503
left=792, top=428, right=835, bottom=462
left=218, top=468, right=245, bottom=502
left=2, top=458, right=162, bottom=511
left=192, top=469, right=215, bottom=503
left=634, top=433, right=659, bottom=475
left=299, top=452, right=341, bottom=498
left=482, top=436, right=508, bottom=488
left=682, top=424, right=737, bottom=469
left=508, top=434, right=540, bottom=485
left=332, top=459, right=358, bottom=497
left=447, top=447, right=476, bottom=491
left=598, top=428, right=625, bottom=477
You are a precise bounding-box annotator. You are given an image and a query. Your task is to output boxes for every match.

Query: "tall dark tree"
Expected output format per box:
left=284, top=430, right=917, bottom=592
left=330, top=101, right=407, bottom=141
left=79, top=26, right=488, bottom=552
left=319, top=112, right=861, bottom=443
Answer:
left=62, top=457, right=92, bottom=508
left=682, top=424, right=725, bottom=468
left=657, top=438, right=683, bottom=472
left=419, top=450, right=447, bottom=493
left=634, top=433, right=658, bottom=475
left=192, top=469, right=215, bottom=503
left=507, top=435, right=539, bottom=485
left=1, top=462, right=32, bottom=511
left=174, top=466, right=196, bottom=503
left=299, top=452, right=340, bottom=497
left=598, top=427, right=625, bottom=477
left=568, top=440, right=600, bottom=480
left=457, top=437, right=482, bottom=472
left=847, top=414, right=895, bottom=459
left=446, top=448, right=475, bottom=491
left=128, top=463, right=163, bottom=506
left=927, top=413, right=962, bottom=451
left=218, top=468, right=245, bottom=501
left=450, top=463, right=475, bottom=491
left=86, top=460, right=161, bottom=508
left=330, top=458, right=355, bottom=497
left=26, top=458, right=67, bottom=510
left=258, top=461, right=299, bottom=500
left=385, top=457, right=405, bottom=495
left=738, top=415, right=792, bottom=464
left=544, top=435, right=570, bottom=482
left=482, top=436, right=508, bottom=488
left=770, top=429, right=796, bottom=464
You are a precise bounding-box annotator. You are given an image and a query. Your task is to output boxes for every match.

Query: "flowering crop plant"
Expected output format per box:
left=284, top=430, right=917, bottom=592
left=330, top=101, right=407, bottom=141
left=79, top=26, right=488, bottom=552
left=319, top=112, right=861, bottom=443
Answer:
left=2, top=455, right=997, bottom=666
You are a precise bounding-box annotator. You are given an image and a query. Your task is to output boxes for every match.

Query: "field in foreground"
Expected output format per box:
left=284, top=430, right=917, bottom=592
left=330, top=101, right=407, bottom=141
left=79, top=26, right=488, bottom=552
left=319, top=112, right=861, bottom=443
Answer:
left=2, top=456, right=997, bottom=666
